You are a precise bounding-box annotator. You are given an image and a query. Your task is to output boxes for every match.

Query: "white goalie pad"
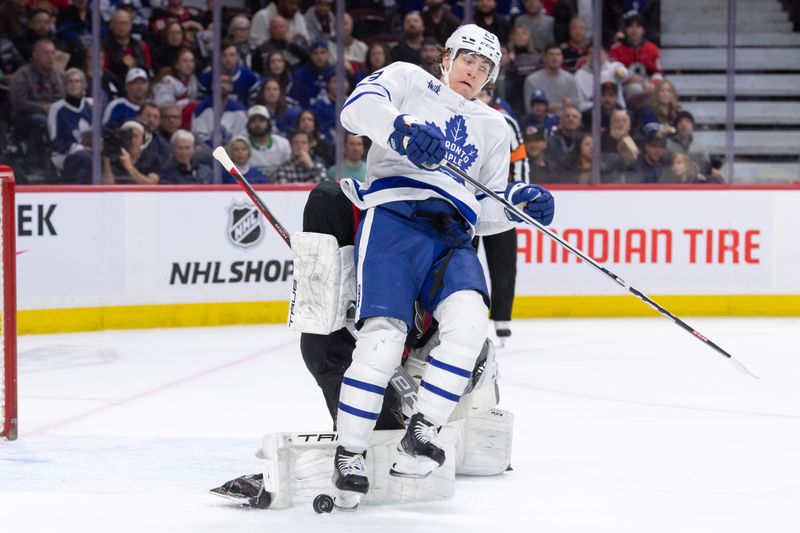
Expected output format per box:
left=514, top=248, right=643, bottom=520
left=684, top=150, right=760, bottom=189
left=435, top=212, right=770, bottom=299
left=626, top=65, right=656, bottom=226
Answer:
left=257, top=427, right=456, bottom=509
left=256, top=409, right=513, bottom=509
left=287, top=232, right=355, bottom=334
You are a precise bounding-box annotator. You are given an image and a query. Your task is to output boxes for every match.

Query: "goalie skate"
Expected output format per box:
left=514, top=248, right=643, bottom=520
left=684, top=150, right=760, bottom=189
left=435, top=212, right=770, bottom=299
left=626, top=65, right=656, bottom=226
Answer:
left=390, top=413, right=445, bottom=479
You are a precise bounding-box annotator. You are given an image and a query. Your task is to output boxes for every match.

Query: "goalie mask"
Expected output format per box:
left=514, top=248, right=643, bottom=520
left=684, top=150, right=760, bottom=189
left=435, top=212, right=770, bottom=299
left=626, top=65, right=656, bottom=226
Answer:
left=442, top=24, right=502, bottom=87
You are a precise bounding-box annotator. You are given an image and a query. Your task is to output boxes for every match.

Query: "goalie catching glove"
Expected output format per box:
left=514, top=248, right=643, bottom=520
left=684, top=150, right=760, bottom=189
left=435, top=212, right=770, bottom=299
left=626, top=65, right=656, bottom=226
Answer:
left=504, top=181, right=555, bottom=226
left=388, top=114, right=446, bottom=169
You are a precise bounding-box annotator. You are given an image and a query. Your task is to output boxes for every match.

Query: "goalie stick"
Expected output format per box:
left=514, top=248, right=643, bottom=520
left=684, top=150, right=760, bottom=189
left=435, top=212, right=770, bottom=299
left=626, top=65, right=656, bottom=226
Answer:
left=213, top=147, right=292, bottom=247
left=441, top=161, right=758, bottom=379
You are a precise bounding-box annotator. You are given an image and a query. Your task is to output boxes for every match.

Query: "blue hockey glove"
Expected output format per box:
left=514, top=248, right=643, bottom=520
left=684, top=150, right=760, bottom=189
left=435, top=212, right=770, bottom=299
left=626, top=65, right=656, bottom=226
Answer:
left=504, top=181, right=555, bottom=226
left=388, top=114, right=446, bottom=169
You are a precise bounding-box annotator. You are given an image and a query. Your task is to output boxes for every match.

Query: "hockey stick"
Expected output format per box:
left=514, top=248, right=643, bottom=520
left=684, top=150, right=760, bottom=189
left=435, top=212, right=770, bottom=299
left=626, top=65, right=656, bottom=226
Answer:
left=443, top=161, right=758, bottom=379
left=213, top=146, right=292, bottom=247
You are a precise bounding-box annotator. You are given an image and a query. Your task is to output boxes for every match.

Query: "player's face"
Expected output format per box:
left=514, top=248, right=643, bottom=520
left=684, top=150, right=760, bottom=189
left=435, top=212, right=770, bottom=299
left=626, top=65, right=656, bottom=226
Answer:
left=446, top=52, right=492, bottom=99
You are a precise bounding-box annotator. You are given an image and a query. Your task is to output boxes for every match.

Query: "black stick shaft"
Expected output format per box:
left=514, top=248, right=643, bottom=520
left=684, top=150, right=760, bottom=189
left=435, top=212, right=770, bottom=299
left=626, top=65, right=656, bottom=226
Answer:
left=444, top=162, right=757, bottom=377
left=228, top=167, right=291, bottom=248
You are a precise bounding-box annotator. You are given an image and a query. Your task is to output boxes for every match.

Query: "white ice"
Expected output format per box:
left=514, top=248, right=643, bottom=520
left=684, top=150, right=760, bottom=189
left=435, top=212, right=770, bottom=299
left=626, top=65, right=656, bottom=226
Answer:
left=2, top=317, right=799, bottom=533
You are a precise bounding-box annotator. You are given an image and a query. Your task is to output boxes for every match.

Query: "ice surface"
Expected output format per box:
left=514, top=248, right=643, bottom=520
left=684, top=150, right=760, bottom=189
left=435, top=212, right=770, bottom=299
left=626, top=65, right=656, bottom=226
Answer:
left=2, top=318, right=799, bottom=533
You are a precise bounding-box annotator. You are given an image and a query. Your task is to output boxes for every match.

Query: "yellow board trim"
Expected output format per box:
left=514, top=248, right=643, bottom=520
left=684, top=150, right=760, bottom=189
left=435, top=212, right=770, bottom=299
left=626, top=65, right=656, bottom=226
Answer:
left=17, top=295, right=800, bottom=335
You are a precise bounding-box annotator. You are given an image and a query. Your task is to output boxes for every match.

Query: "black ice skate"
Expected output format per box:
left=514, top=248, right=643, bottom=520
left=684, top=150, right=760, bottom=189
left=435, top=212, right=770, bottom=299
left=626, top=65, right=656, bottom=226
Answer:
left=390, top=413, right=445, bottom=478
left=332, top=445, right=369, bottom=510
left=495, top=321, right=511, bottom=347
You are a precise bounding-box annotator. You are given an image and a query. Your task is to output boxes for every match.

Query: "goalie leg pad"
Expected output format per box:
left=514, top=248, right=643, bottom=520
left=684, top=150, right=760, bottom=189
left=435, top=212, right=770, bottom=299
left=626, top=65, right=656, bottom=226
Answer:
left=258, top=428, right=456, bottom=509
left=454, top=408, right=514, bottom=476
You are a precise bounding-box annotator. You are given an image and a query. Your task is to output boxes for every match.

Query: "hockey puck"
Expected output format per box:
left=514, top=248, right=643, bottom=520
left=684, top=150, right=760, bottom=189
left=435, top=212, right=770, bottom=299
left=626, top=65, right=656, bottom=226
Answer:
left=313, top=494, right=334, bottom=514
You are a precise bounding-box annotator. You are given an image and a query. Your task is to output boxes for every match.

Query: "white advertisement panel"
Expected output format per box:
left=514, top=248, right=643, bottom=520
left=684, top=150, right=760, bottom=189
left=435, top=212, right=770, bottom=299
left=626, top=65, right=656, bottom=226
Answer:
left=15, top=186, right=800, bottom=315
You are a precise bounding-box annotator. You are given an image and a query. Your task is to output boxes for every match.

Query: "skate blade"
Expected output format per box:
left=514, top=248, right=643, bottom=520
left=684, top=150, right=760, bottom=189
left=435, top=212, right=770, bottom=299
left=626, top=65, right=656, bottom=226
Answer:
left=389, top=453, right=438, bottom=479
left=334, top=489, right=362, bottom=511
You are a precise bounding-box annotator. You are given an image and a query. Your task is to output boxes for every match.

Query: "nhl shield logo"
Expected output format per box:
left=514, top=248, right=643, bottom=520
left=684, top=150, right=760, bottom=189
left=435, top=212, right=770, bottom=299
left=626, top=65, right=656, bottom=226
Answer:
left=227, top=203, right=263, bottom=249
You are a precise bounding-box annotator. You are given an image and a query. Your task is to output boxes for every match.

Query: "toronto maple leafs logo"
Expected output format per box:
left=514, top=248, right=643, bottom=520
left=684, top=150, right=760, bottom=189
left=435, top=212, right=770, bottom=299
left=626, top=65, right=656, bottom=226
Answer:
left=423, top=115, right=478, bottom=184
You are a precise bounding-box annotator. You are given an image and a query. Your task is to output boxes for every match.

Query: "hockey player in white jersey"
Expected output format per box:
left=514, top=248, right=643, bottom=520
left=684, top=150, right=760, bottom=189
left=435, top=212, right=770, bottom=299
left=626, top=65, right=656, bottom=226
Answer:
left=332, top=24, right=555, bottom=509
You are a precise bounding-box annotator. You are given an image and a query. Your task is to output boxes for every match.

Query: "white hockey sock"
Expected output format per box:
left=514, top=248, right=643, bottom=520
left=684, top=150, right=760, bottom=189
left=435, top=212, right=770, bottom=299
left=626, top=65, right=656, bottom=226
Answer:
left=416, top=291, right=489, bottom=427
left=337, top=316, right=407, bottom=451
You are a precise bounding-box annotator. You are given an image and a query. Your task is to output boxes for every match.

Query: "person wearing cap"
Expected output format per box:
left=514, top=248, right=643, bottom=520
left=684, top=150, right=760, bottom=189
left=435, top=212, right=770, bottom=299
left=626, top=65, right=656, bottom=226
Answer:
left=287, top=37, right=334, bottom=108
left=198, top=40, right=262, bottom=107
left=580, top=81, right=624, bottom=133
left=521, top=88, right=558, bottom=139
left=667, top=110, right=715, bottom=178
left=304, top=0, right=334, bottom=42
left=525, top=128, right=557, bottom=183
left=523, top=43, right=578, bottom=115
left=629, top=130, right=671, bottom=184
left=244, top=104, right=290, bottom=177
left=609, top=10, right=663, bottom=87
left=103, top=67, right=151, bottom=128
left=102, top=8, right=151, bottom=93
left=250, top=0, right=310, bottom=49
left=101, top=119, right=160, bottom=185
left=574, top=46, right=628, bottom=112
left=192, top=73, right=247, bottom=147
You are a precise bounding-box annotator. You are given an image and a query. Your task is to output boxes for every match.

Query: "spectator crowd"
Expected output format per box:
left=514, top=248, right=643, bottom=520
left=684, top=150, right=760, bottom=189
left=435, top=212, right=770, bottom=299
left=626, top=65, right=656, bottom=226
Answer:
left=0, top=0, right=723, bottom=186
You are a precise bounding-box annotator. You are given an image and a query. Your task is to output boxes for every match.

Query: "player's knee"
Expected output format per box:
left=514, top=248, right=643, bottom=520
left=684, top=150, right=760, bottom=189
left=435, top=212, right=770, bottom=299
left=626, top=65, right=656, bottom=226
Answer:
left=351, top=316, right=408, bottom=378
left=434, top=291, right=489, bottom=355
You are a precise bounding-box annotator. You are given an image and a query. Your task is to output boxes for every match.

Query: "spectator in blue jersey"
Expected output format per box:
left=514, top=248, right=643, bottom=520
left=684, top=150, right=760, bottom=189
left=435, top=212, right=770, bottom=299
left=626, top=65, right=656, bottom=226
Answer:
left=521, top=89, right=559, bottom=138
left=287, top=38, right=333, bottom=109
left=159, top=130, right=213, bottom=185
left=244, top=104, right=291, bottom=177
left=254, top=77, right=301, bottom=137
left=9, top=38, right=64, bottom=176
left=192, top=73, right=248, bottom=147
left=226, top=136, right=268, bottom=184
left=47, top=68, right=93, bottom=183
left=104, top=68, right=151, bottom=128
left=198, top=40, right=262, bottom=106
left=310, top=74, right=349, bottom=146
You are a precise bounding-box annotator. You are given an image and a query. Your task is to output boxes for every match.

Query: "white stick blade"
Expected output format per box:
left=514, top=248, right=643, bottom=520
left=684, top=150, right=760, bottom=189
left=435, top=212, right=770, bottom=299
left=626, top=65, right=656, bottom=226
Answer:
left=212, top=146, right=235, bottom=173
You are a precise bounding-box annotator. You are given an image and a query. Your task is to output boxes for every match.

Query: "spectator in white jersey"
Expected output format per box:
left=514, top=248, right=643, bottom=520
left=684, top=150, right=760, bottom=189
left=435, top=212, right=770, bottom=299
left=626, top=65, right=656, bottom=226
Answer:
left=244, top=105, right=291, bottom=178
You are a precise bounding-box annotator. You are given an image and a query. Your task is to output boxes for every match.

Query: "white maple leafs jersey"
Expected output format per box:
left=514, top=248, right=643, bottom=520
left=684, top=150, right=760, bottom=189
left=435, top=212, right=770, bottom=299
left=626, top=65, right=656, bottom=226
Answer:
left=339, top=62, right=514, bottom=236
